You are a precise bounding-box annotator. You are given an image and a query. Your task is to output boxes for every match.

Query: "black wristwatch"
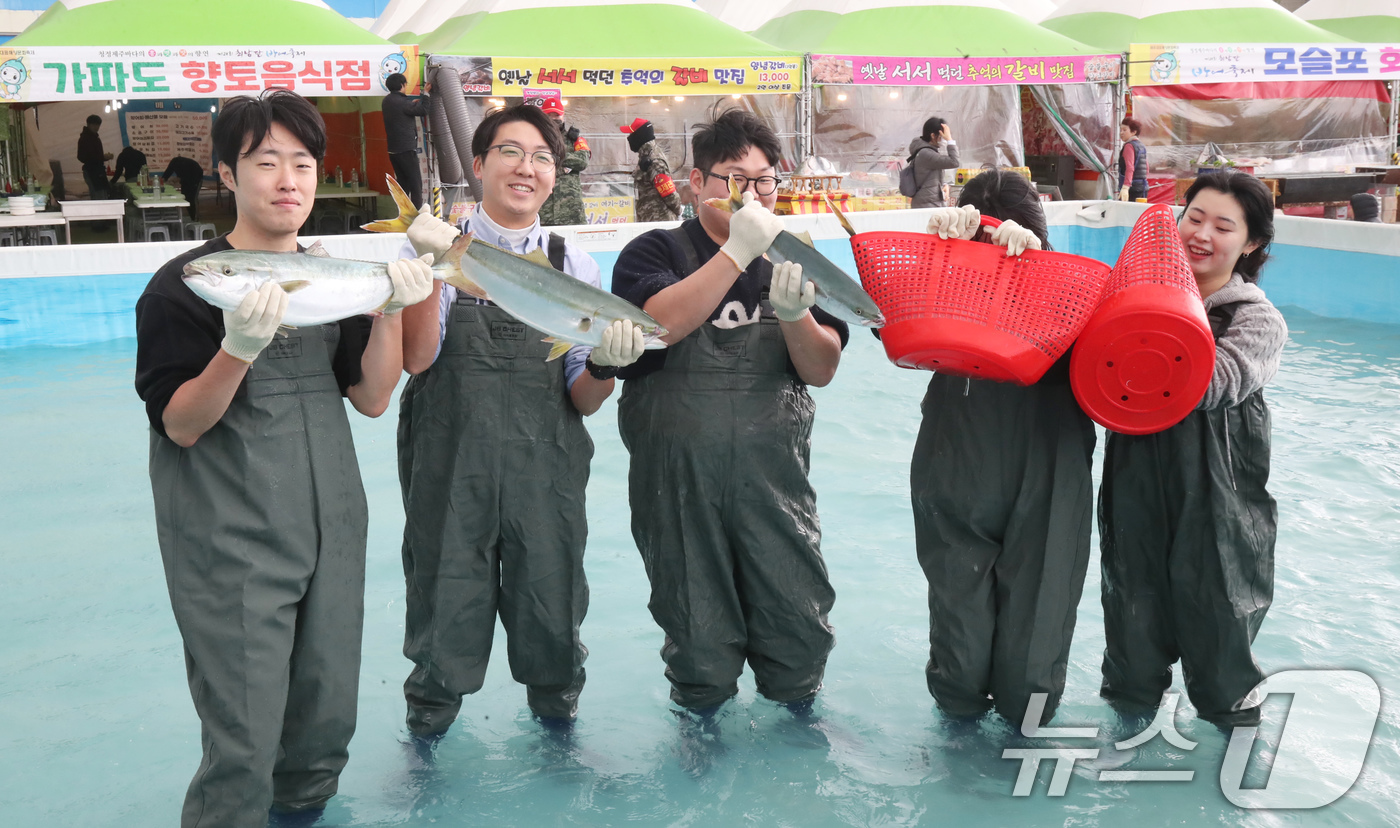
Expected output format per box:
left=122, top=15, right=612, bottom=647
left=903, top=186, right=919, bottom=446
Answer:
left=586, top=358, right=620, bottom=380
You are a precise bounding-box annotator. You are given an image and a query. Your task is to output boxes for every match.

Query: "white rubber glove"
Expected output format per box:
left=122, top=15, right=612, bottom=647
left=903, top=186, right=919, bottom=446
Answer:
left=925, top=204, right=980, bottom=240
left=769, top=261, right=815, bottom=322
left=383, top=254, right=435, bottom=315
left=221, top=281, right=289, bottom=363
left=1119, top=186, right=1130, bottom=201
left=590, top=320, right=646, bottom=368
left=719, top=191, right=783, bottom=271
left=406, top=212, right=461, bottom=261
left=988, top=219, right=1043, bottom=257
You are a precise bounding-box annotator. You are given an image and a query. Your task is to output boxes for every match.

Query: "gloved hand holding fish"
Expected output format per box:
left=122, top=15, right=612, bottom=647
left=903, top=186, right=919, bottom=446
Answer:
left=704, top=175, right=885, bottom=328
left=769, top=261, right=816, bottom=322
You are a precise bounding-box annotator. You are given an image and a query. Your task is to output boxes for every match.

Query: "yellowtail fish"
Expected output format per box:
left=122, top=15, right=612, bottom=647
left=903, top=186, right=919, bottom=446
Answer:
left=365, top=176, right=668, bottom=360
left=703, top=176, right=885, bottom=328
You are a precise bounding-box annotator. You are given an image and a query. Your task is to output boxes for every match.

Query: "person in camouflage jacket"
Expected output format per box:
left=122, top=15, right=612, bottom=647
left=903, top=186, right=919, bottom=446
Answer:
left=538, top=98, right=589, bottom=226
left=621, top=118, right=681, bottom=223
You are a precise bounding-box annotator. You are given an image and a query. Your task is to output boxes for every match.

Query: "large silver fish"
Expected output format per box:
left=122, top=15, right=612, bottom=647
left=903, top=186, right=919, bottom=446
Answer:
left=365, top=176, right=669, bottom=360
left=182, top=239, right=466, bottom=327
left=704, top=176, right=885, bottom=328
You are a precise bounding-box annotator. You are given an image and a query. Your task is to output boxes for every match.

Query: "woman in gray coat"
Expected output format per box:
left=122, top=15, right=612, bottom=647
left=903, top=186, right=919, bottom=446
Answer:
left=908, top=117, right=960, bottom=208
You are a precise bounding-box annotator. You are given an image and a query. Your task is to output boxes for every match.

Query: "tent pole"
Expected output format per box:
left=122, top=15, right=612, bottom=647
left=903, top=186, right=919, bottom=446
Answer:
left=1391, top=81, right=1398, bottom=164
left=799, top=53, right=814, bottom=162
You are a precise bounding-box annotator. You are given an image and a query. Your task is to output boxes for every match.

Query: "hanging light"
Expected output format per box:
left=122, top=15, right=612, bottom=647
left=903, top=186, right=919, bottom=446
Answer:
left=104, top=105, right=110, bottom=113
left=210, top=105, right=216, bottom=113
left=650, top=98, right=658, bottom=104
left=561, top=98, right=568, bottom=106
left=731, top=94, right=741, bottom=100
left=933, top=85, right=945, bottom=91
left=673, top=96, right=685, bottom=102
left=836, top=93, right=847, bottom=102
left=888, top=90, right=900, bottom=99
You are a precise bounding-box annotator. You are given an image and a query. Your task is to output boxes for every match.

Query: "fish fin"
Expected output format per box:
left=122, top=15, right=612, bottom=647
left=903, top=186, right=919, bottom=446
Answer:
left=439, top=232, right=472, bottom=267
left=825, top=195, right=858, bottom=238
left=792, top=230, right=815, bottom=248
left=521, top=246, right=554, bottom=269
left=703, top=196, right=736, bottom=213
left=276, top=324, right=298, bottom=337
left=546, top=339, right=573, bottom=362
left=442, top=272, right=489, bottom=301
left=304, top=240, right=330, bottom=258
left=385, top=174, right=420, bottom=225
left=727, top=175, right=744, bottom=209
left=279, top=280, right=312, bottom=293
left=362, top=218, right=407, bottom=233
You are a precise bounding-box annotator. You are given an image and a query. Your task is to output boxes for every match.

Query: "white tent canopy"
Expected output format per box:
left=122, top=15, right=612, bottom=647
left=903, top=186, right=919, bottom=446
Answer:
left=697, top=0, right=789, bottom=32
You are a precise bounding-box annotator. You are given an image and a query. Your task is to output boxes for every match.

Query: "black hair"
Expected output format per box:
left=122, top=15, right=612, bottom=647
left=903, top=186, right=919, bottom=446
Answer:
left=86, top=114, right=101, bottom=127
left=471, top=103, right=567, bottom=164
left=1121, top=117, right=1142, bottom=136
left=692, top=108, right=781, bottom=173
left=922, top=116, right=947, bottom=144
left=957, top=169, right=1050, bottom=251
left=385, top=73, right=407, bottom=92
left=212, top=89, right=326, bottom=180
left=1181, top=171, right=1275, bottom=283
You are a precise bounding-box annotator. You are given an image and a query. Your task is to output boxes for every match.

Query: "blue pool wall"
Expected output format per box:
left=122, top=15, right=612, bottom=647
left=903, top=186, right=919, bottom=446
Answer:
left=2, top=202, right=1397, bottom=351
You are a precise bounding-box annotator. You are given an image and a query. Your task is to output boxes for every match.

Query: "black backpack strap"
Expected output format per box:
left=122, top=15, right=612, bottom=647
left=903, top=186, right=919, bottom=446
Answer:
left=1207, top=301, right=1243, bottom=341
left=666, top=225, right=703, bottom=279
left=547, top=232, right=567, bottom=272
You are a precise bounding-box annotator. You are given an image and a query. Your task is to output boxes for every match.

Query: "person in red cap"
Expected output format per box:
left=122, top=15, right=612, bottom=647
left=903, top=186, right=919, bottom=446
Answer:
left=621, top=118, right=681, bottom=223
left=536, top=97, right=589, bottom=225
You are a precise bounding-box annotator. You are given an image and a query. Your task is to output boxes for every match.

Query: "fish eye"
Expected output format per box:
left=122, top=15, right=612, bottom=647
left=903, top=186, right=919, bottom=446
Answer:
left=222, top=266, right=232, bottom=274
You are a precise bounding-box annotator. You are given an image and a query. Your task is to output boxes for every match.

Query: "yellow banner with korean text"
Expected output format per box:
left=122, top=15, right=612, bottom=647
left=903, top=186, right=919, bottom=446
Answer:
left=432, top=55, right=801, bottom=97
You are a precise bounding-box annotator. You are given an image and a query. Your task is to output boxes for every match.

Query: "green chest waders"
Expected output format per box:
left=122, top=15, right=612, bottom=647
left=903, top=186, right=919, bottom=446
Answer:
left=616, top=229, right=836, bottom=710
left=149, top=323, right=367, bottom=827
left=399, top=274, right=594, bottom=729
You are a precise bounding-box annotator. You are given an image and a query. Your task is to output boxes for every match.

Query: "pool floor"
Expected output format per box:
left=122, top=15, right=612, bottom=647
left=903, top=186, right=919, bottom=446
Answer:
left=3, top=308, right=1400, bottom=826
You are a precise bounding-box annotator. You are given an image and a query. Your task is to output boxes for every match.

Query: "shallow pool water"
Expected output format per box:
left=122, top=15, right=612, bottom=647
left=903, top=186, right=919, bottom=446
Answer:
left=3, top=307, right=1399, bottom=826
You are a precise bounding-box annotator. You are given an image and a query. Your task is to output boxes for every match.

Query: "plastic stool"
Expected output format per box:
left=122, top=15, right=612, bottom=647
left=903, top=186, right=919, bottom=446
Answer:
left=144, top=224, right=172, bottom=243
left=316, top=210, right=347, bottom=235
left=37, top=228, right=59, bottom=245
left=0, top=229, right=15, bottom=246
left=341, top=210, right=366, bottom=233
left=184, top=222, right=217, bottom=240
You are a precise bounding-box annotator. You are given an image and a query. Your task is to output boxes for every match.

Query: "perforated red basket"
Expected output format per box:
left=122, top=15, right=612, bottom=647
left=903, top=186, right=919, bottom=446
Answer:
left=851, top=216, right=1112, bottom=385
left=1070, top=205, right=1215, bottom=435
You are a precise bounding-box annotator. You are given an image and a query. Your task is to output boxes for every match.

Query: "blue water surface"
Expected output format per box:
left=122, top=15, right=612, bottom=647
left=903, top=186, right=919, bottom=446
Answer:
left=2, top=305, right=1399, bottom=826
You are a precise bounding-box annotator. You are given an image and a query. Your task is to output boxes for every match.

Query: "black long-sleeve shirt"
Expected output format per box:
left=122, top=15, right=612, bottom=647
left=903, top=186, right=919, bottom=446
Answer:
left=77, top=127, right=105, bottom=168
left=381, top=91, right=426, bottom=155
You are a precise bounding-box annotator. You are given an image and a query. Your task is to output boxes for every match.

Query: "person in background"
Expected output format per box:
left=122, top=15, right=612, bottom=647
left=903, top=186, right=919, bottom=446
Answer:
left=610, top=109, right=848, bottom=718
left=162, top=156, right=205, bottom=220
left=78, top=114, right=111, bottom=201
left=134, top=89, right=432, bottom=827
left=911, top=170, right=1095, bottom=727
left=537, top=97, right=588, bottom=226
left=394, top=104, right=645, bottom=738
left=1118, top=118, right=1148, bottom=202
left=381, top=72, right=426, bottom=209
left=620, top=118, right=681, bottom=223
left=109, top=145, right=147, bottom=187
left=1099, top=171, right=1287, bottom=729
left=1350, top=192, right=1382, bottom=222
left=908, top=116, right=959, bottom=208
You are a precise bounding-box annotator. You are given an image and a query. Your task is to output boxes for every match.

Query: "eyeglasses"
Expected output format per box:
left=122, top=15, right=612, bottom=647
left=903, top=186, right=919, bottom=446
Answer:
left=488, top=144, right=557, bottom=171
left=700, top=170, right=782, bottom=197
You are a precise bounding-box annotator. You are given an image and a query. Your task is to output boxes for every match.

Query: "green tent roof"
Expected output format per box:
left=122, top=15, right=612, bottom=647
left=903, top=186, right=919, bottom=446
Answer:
left=9, top=0, right=392, bottom=47
left=1042, top=0, right=1353, bottom=51
left=425, top=2, right=797, bottom=58
left=753, top=3, right=1103, bottom=57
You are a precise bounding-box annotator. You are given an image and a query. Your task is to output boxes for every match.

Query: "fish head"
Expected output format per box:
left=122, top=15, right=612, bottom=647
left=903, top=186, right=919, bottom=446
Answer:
left=849, top=303, right=887, bottom=328
left=641, top=324, right=670, bottom=350
left=181, top=251, right=276, bottom=311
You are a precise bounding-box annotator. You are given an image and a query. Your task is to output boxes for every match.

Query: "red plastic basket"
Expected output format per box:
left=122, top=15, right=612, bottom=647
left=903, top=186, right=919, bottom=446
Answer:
left=851, top=216, right=1112, bottom=385
left=1070, top=205, right=1215, bottom=435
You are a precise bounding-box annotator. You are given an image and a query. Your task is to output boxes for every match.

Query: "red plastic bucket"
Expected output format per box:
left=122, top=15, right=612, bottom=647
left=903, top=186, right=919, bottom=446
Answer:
left=1070, top=205, right=1215, bottom=435
left=851, top=217, right=1112, bottom=385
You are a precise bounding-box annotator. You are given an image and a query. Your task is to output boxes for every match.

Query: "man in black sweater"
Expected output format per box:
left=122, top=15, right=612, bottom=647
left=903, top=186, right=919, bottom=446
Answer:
left=161, top=155, right=205, bottom=219
left=381, top=72, right=425, bottom=208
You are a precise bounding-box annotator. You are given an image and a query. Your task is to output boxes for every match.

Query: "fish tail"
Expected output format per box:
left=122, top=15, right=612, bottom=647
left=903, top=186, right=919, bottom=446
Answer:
left=360, top=175, right=420, bottom=233
left=701, top=175, right=747, bottom=214
left=434, top=235, right=489, bottom=299
left=825, top=195, right=857, bottom=238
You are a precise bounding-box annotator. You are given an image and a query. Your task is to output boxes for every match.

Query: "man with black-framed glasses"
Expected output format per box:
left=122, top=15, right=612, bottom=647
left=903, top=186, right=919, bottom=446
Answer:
left=611, top=108, right=849, bottom=719
left=392, top=104, right=646, bottom=738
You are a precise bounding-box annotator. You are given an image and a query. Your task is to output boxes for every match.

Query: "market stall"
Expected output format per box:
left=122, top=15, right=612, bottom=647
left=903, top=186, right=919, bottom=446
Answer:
left=1043, top=0, right=1388, bottom=192
left=753, top=0, right=1122, bottom=203
left=395, top=0, right=804, bottom=223
left=1, top=0, right=418, bottom=239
